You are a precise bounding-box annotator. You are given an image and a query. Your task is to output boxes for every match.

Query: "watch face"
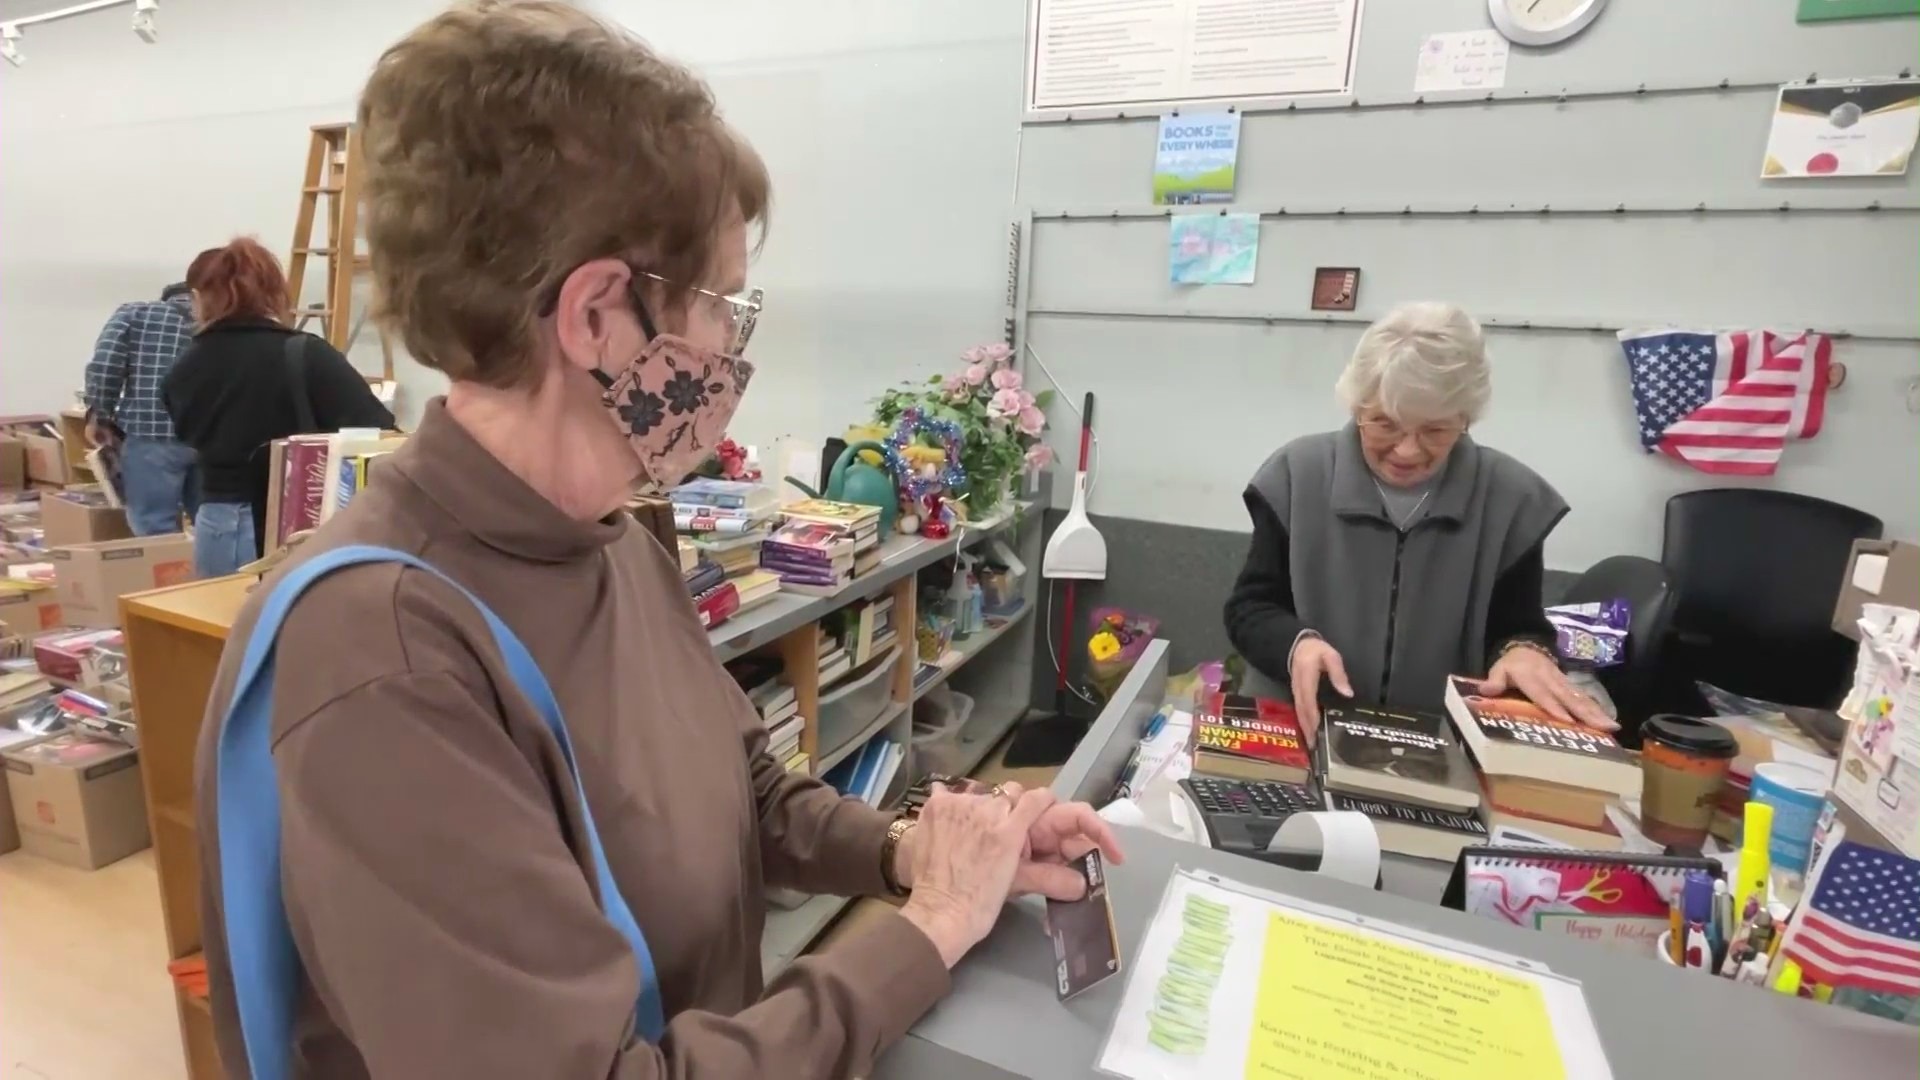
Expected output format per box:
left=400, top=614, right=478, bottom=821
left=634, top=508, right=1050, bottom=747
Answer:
left=1504, top=0, right=1589, bottom=31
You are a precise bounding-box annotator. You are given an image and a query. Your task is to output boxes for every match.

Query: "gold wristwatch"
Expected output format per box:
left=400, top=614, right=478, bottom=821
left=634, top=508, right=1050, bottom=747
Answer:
left=879, top=816, right=915, bottom=897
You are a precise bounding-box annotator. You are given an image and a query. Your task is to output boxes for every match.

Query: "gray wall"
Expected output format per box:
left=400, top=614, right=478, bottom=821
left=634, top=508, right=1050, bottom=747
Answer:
left=1016, top=0, right=1920, bottom=575
left=1024, top=509, right=1582, bottom=702
left=0, top=0, right=1026, bottom=447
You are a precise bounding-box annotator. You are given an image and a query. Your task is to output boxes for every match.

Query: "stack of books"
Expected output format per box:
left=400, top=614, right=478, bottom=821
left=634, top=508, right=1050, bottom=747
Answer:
left=682, top=554, right=740, bottom=629
left=824, top=734, right=904, bottom=808
left=817, top=631, right=853, bottom=687
left=1317, top=704, right=1488, bottom=862
left=670, top=479, right=777, bottom=541
left=761, top=499, right=882, bottom=595
left=1443, top=676, right=1641, bottom=850
left=730, top=656, right=810, bottom=775
left=671, top=480, right=784, bottom=623
left=1190, top=693, right=1311, bottom=785
left=836, top=594, right=900, bottom=667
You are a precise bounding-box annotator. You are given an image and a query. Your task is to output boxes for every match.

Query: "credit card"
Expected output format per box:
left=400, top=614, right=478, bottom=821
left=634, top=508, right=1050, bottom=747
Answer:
left=1047, top=850, right=1122, bottom=1000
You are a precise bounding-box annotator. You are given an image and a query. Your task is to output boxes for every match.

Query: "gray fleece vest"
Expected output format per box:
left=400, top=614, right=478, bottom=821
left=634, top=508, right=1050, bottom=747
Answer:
left=1242, top=425, right=1567, bottom=712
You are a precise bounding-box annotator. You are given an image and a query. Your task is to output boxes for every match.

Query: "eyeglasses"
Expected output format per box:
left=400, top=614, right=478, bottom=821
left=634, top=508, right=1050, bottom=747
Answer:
left=1356, top=416, right=1465, bottom=449
left=638, top=271, right=763, bottom=357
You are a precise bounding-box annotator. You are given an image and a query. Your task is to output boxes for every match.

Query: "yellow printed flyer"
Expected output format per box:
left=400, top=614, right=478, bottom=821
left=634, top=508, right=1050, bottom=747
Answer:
left=1097, top=871, right=1613, bottom=1080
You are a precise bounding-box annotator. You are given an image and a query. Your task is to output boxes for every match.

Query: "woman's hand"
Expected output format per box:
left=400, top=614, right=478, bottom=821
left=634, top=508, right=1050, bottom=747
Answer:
left=896, top=785, right=1059, bottom=969
left=1482, top=644, right=1618, bottom=732
left=1289, top=635, right=1352, bottom=744
left=991, top=781, right=1124, bottom=900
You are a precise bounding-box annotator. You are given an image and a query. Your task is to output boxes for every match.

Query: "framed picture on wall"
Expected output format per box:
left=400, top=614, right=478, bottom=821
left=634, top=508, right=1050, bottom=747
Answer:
left=1797, top=0, right=1918, bottom=20
left=1762, top=79, right=1920, bottom=177
left=1311, top=267, right=1361, bottom=312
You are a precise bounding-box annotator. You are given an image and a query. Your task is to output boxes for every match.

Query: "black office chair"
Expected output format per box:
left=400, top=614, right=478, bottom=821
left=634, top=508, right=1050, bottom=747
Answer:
left=1659, top=489, right=1882, bottom=711
left=1559, top=555, right=1675, bottom=747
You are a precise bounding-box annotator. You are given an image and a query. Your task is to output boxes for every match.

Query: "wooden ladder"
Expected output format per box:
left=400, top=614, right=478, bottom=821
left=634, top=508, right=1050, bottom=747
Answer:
left=286, top=122, right=393, bottom=380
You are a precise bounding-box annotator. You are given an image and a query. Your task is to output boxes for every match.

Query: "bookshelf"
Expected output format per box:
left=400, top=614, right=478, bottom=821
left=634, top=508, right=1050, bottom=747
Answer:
left=120, top=574, right=257, bottom=1080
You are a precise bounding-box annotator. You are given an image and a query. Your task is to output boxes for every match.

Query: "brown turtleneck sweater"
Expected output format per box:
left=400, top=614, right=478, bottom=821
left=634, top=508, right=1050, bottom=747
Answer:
left=194, top=400, right=948, bottom=1078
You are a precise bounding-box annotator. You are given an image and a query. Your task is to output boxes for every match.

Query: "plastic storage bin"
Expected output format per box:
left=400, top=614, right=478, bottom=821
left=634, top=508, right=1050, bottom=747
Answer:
left=817, top=644, right=900, bottom=760
left=912, top=687, right=974, bottom=780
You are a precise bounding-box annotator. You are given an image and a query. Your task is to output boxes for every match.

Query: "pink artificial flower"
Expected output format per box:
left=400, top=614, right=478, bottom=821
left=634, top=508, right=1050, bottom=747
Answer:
left=963, top=363, right=990, bottom=387
left=989, top=388, right=1024, bottom=417
left=1017, top=389, right=1035, bottom=409
left=1017, top=405, right=1046, bottom=437
left=942, top=374, right=966, bottom=395
left=960, top=345, right=989, bottom=365
left=981, top=343, right=1014, bottom=368
left=1025, top=444, right=1055, bottom=470
left=990, top=368, right=1023, bottom=392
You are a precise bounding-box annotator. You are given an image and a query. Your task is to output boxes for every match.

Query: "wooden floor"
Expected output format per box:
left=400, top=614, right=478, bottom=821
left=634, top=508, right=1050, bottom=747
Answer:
left=0, top=849, right=188, bottom=1080
left=0, top=736, right=1058, bottom=1078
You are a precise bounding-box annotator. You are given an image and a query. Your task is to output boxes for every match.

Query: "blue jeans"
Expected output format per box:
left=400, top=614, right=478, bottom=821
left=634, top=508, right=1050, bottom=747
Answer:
left=120, top=438, right=200, bottom=536
left=194, top=502, right=256, bottom=579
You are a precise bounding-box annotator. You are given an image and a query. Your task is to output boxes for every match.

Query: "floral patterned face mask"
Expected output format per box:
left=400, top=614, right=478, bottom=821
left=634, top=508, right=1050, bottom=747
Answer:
left=592, top=275, right=760, bottom=491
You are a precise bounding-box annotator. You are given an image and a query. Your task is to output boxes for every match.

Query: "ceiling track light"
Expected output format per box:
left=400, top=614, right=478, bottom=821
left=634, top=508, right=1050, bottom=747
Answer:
left=132, top=0, right=157, bottom=44
left=0, top=1, right=163, bottom=66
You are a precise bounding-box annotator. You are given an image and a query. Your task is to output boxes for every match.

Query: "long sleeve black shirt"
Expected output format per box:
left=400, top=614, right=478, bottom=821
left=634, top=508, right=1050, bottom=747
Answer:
left=163, top=317, right=395, bottom=543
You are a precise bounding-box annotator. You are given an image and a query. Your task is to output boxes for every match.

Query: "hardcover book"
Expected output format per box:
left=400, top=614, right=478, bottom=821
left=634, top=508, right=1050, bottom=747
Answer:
left=764, top=520, right=860, bottom=560
left=1321, top=705, right=1480, bottom=812
left=1444, top=677, right=1639, bottom=799
left=694, top=581, right=740, bottom=629
left=1192, top=693, right=1310, bottom=785
left=1328, top=791, right=1490, bottom=862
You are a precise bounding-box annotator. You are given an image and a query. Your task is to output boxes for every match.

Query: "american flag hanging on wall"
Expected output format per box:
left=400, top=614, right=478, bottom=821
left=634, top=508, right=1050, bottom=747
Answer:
left=1781, top=839, right=1920, bottom=996
left=1617, top=328, right=1832, bottom=476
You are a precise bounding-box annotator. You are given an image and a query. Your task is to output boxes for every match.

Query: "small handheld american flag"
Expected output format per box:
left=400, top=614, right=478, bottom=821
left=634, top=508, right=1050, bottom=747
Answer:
left=1781, top=839, right=1920, bottom=995
left=1617, top=328, right=1831, bottom=476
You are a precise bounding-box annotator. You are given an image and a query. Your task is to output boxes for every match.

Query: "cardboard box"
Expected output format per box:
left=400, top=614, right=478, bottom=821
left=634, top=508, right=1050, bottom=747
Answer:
left=2, top=732, right=148, bottom=869
left=41, top=489, right=131, bottom=548
left=0, top=435, right=24, bottom=491
left=1833, top=539, right=1920, bottom=641
left=49, top=534, right=194, bottom=628
left=0, top=581, right=62, bottom=639
left=0, top=728, right=47, bottom=854
left=18, top=433, right=69, bottom=486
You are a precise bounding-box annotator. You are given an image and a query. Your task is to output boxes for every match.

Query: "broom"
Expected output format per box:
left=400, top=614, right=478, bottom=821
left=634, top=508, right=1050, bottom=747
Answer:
left=1003, top=392, right=1107, bottom=768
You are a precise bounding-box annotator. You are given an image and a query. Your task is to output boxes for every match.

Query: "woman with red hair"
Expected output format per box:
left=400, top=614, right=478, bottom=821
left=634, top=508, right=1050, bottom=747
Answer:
left=163, top=237, right=394, bottom=576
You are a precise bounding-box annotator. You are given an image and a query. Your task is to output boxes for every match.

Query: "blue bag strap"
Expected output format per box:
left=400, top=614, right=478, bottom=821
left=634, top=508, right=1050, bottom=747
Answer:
left=216, top=544, right=665, bottom=1080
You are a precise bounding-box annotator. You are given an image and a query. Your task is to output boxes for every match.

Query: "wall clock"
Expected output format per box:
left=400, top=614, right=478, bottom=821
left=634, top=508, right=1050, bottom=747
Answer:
left=1487, top=0, right=1610, bottom=46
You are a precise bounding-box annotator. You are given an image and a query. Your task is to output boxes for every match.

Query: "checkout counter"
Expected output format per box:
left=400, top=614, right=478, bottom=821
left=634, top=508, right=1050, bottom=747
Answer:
left=876, top=640, right=1918, bottom=1079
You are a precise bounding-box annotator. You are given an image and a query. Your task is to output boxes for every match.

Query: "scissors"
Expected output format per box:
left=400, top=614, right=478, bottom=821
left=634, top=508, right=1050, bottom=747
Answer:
left=1562, top=870, right=1624, bottom=906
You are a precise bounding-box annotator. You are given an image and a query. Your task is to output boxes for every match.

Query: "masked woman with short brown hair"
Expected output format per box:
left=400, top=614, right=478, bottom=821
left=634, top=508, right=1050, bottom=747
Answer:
left=191, top=4, right=1116, bottom=1079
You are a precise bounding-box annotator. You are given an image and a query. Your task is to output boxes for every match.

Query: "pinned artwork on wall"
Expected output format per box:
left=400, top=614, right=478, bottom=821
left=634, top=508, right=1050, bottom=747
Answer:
left=1617, top=328, right=1841, bottom=477
left=1169, top=214, right=1260, bottom=286
left=1762, top=78, right=1920, bottom=177
left=1153, top=112, right=1241, bottom=205
left=1796, top=0, right=1919, bottom=21
left=1311, top=267, right=1361, bottom=311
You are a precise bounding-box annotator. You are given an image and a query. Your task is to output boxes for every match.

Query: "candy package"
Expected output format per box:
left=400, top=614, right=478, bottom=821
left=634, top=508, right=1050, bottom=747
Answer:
left=1545, top=598, right=1630, bottom=669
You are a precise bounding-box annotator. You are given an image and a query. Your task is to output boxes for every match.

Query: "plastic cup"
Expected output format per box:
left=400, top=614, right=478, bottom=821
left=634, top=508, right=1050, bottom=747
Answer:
left=1749, top=762, right=1827, bottom=874
left=1640, top=715, right=1739, bottom=851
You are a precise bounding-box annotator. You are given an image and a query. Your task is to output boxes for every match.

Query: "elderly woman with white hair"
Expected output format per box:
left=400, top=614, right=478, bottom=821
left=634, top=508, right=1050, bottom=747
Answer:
left=1225, top=302, right=1614, bottom=740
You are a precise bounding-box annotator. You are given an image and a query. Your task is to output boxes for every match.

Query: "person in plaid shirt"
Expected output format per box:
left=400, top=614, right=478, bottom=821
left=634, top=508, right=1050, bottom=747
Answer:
left=83, top=282, right=201, bottom=535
